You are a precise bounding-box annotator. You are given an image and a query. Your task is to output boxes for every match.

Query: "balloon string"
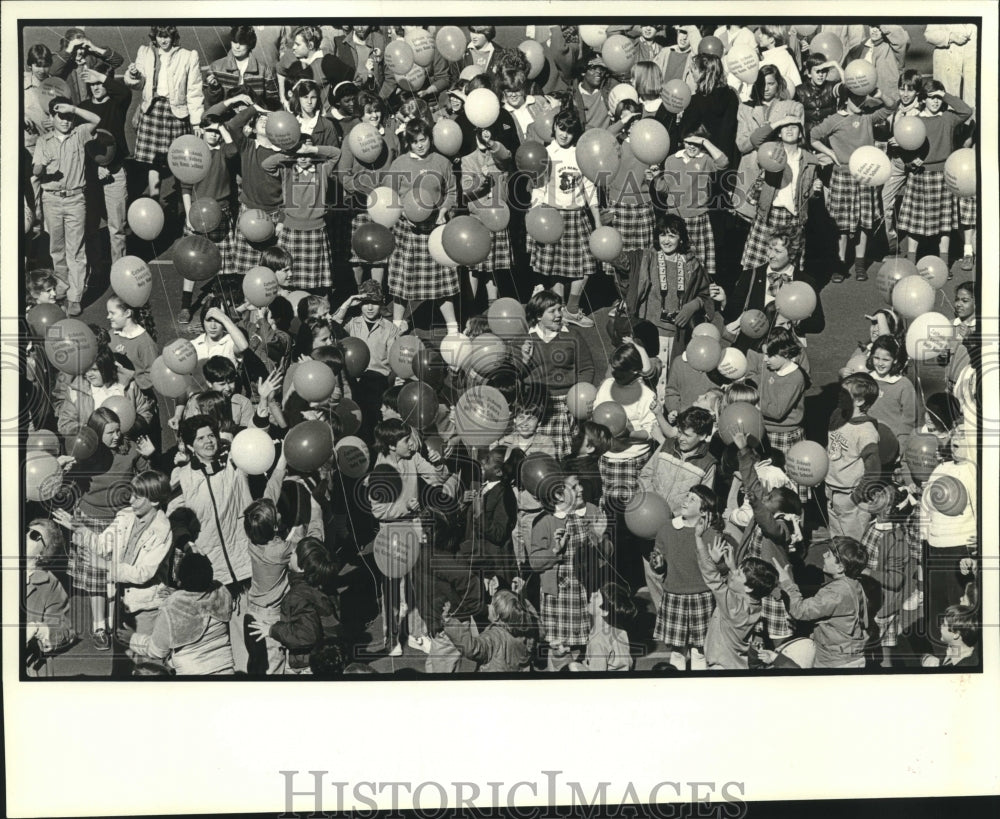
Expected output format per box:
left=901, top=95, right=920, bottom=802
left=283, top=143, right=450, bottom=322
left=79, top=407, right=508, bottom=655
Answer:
left=190, top=26, right=211, bottom=67
left=938, top=289, right=953, bottom=311
left=116, top=26, right=132, bottom=63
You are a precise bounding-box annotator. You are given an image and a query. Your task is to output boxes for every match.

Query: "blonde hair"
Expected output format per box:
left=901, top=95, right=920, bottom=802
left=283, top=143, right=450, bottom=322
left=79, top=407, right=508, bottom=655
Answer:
left=631, top=61, right=663, bottom=100
left=722, top=380, right=760, bottom=408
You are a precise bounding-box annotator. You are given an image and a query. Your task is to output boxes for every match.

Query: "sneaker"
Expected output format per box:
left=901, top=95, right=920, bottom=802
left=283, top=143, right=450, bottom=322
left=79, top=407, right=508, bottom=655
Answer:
left=92, top=628, right=111, bottom=651
left=66, top=301, right=82, bottom=317
left=607, top=301, right=620, bottom=318
left=407, top=635, right=431, bottom=653
left=855, top=266, right=869, bottom=282
left=562, top=309, right=595, bottom=328
left=388, top=643, right=403, bottom=657
left=961, top=254, right=975, bottom=271
left=902, top=589, right=923, bottom=612
left=177, top=308, right=192, bottom=324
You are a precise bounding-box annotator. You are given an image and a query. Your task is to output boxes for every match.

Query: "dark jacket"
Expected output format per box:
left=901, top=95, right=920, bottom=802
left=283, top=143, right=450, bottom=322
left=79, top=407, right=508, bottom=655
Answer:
left=269, top=571, right=338, bottom=669
left=725, top=265, right=825, bottom=337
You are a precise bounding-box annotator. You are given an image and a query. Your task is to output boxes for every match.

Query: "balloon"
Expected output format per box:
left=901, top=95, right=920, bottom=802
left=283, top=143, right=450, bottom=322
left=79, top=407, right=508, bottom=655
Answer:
left=717, top=402, right=764, bottom=445
left=432, top=118, right=463, bottom=157
left=428, top=224, right=458, bottom=267
left=459, top=65, right=486, bottom=83
left=944, top=148, right=976, bottom=197
left=351, top=222, right=396, bottom=263
left=44, top=318, right=97, bottom=375
left=27, top=430, right=60, bottom=456
left=283, top=420, right=334, bottom=472
left=928, top=475, right=969, bottom=516
left=877, top=258, right=918, bottom=303
left=697, top=35, right=725, bottom=57
left=172, top=234, right=222, bottom=282
left=592, top=401, right=628, bottom=437
left=588, top=226, right=623, bottom=262
left=757, top=142, right=788, bottom=174
left=339, top=337, right=371, bottom=379
left=525, top=206, right=565, bottom=244
left=263, top=110, right=300, bottom=151
left=534, top=108, right=556, bottom=144
left=230, top=428, right=276, bottom=475
left=388, top=336, right=424, bottom=380
left=294, top=360, right=337, bottom=402
left=127, top=197, right=164, bottom=241
left=849, top=146, right=891, bottom=187
left=26, top=303, right=65, bottom=337
left=725, top=46, right=760, bottom=84
left=784, top=441, right=829, bottom=487
left=891, top=275, right=936, bottom=320
left=440, top=333, right=471, bottom=368
left=66, top=426, right=98, bottom=461
left=383, top=40, right=415, bottom=75
left=487, top=298, right=528, bottom=337
left=624, top=490, right=671, bottom=538
left=466, top=333, right=507, bottom=376
left=189, top=198, right=223, bottom=233
left=398, top=381, right=439, bottom=431
left=333, top=398, right=363, bottom=436
left=373, top=518, right=422, bottom=578
left=405, top=28, right=435, bottom=67
left=717, top=347, right=748, bottom=380
left=469, top=200, right=511, bottom=232
left=794, top=25, right=819, bottom=38
left=809, top=31, right=844, bottom=63
left=162, top=338, right=198, bottom=375
left=100, top=394, right=136, bottom=433
left=903, top=434, right=941, bottom=483
left=566, top=382, right=598, bottom=420
left=334, top=435, right=371, bottom=479
left=401, top=189, right=433, bottom=224
left=628, top=119, right=671, bottom=165
left=366, top=186, right=404, bottom=228
left=915, top=256, right=949, bottom=291
left=242, top=266, right=279, bottom=308
left=411, top=345, right=447, bottom=391
left=347, top=123, right=384, bottom=164
left=602, top=34, right=638, bottom=74
left=519, top=40, right=546, bottom=79
left=905, top=312, right=954, bottom=361
left=662, top=79, right=692, bottom=114
left=167, top=134, right=212, bottom=184
left=843, top=60, right=878, bottom=96
left=608, top=83, right=639, bottom=113
left=238, top=207, right=276, bottom=243
left=893, top=116, right=927, bottom=151
left=686, top=336, right=723, bottom=373
left=435, top=26, right=467, bottom=62
left=454, top=386, right=511, bottom=448
left=25, top=451, right=62, bottom=503
left=610, top=380, right=642, bottom=405
left=37, top=76, right=71, bottom=101
left=395, top=64, right=427, bottom=93
left=442, top=215, right=491, bottom=267
left=520, top=453, right=562, bottom=501
left=692, top=322, right=721, bottom=341
left=579, top=26, right=609, bottom=48
left=149, top=357, right=190, bottom=400
left=775, top=281, right=817, bottom=322
left=515, top=140, right=550, bottom=179
left=465, top=88, right=501, bottom=128
left=576, top=128, right=621, bottom=182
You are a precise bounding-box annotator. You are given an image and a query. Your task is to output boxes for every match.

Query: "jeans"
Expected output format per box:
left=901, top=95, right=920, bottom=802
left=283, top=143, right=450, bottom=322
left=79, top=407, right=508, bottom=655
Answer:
left=42, top=190, right=87, bottom=302
left=103, top=167, right=128, bottom=264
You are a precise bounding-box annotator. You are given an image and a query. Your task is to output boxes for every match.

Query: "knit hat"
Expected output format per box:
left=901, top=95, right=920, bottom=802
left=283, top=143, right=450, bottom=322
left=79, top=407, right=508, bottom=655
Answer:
left=767, top=99, right=806, bottom=132
left=357, top=279, right=384, bottom=304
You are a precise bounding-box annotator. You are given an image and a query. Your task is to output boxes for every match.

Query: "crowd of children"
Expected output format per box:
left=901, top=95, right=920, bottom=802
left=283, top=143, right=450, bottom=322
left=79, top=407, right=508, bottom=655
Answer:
left=21, top=22, right=982, bottom=676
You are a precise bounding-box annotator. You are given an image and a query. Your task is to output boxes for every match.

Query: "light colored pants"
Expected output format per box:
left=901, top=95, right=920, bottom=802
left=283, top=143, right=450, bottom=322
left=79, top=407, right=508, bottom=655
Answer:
left=933, top=42, right=977, bottom=106
left=881, top=158, right=908, bottom=236
left=42, top=189, right=87, bottom=302
left=248, top=601, right=286, bottom=675
left=228, top=581, right=250, bottom=673
left=425, top=619, right=480, bottom=673
left=827, top=490, right=871, bottom=542
left=102, top=167, right=128, bottom=264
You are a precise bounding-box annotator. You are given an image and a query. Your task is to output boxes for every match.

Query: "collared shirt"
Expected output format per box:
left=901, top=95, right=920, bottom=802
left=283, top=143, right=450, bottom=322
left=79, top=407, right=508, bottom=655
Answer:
left=505, top=97, right=536, bottom=136
left=764, top=263, right=795, bottom=306
left=33, top=128, right=90, bottom=191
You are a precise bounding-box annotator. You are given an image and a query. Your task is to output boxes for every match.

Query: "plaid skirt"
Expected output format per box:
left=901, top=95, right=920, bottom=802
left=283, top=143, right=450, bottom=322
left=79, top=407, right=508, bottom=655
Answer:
left=279, top=226, right=333, bottom=290
left=654, top=590, right=715, bottom=648
left=529, top=208, right=598, bottom=280
left=134, top=97, right=192, bottom=166
left=875, top=612, right=900, bottom=647
left=766, top=425, right=804, bottom=455
left=610, top=201, right=655, bottom=251
left=231, top=204, right=281, bottom=274
left=536, top=393, right=574, bottom=460
left=540, top=571, right=589, bottom=646
left=958, top=194, right=976, bottom=228
left=388, top=218, right=459, bottom=301
left=762, top=592, right=793, bottom=640
left=184, top=203, right=234, bottom=277
left=741, top=206, right=802, bottom=271
left=470, top=227, right=513, bottom=274
left=897, top=169, right=959, bottom=236
left=826, top=164, right=879, bottom=233
left=68, top=516, right=113, bottom=594
left=684, top=212, right=717, bottom=278
left=348, top=211, right=375, bottom=266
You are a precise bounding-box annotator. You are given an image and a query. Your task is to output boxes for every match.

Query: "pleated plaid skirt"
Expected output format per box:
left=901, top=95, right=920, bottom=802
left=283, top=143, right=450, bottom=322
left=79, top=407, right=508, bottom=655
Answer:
left=134, top=97, right=191, bottom=165
left=536, top=393, right=574, bottom=460
left=610, top=201, right=655, bottom=252
left=684, top=212, right=717, bottom=278
left=766, top=425, right=804, bottom=455
left=540, top=570, right=590, bottom=646
left=654, top=590, right=715, bottom=648
left=470, top=227, right=513, bottom=274
left=741, top=206, right=802, bottom=271
left=762, top=591, right=793, bottom=640
left=184, top=202, right=234, bottom=278
left=826, top=164, right=879, bottom=233
left=529, top=208, right=598, bottom=280
left=279, top=226, right=333, bottom=290
left=69, top=516, right=113, bottom=595
left=231, top=204, right=281, bottom=274
left=897, top=169, right=959, bottom=236
left=958, top=194, right=976, bottom=228
left=388, top=218, right=459, bottom=301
